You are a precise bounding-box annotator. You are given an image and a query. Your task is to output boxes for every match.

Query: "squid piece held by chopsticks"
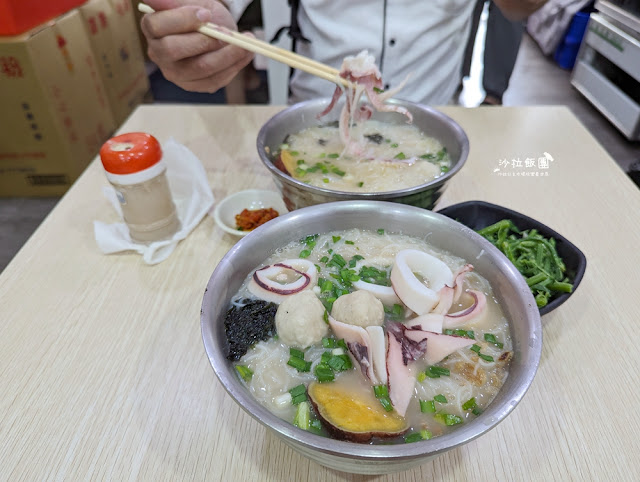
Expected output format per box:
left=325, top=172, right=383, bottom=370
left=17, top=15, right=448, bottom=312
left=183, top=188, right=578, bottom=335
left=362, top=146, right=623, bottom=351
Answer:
left=318, top=50, right=412, bottom=149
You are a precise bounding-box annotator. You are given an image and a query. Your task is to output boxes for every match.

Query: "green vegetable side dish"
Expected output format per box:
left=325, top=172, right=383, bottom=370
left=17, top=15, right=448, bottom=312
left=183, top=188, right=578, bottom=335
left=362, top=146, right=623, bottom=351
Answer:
left=477, top=219, right=573, bottom=308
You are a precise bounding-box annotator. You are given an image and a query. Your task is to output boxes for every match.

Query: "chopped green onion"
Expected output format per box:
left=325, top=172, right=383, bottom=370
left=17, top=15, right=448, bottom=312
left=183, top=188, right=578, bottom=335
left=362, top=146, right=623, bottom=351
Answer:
left=394, top=152, right=406, bottom=160
left=289, top=384, right=308, bottom=405
left=331, top=167, right=346, bottom=176
left=479, top=353, right=494, bottom=362
left=472, top=407, right=483, bottom=416
left=290, top=348, right=305, bottom=359
left=289, top=150, right=299, bottom=156
left=328, top=354, right=352, bottom=372
left=309, top=419, right=323, bottom=434
left=373, top=86, right=384, bottom=93
left=421, top=400, right=436, bottom=413
left=323, top=310, right=329, bottom=324
left=332, top=236, right=341, bottom=243
left=373, top=385, right=389, bottom=398
left=296, top=159, right=305, bottom=165
left=484, top=333, right=504, bottom=349
left=235, top=365, right=253, bottom=381
left=299, top=249, right=311, bottom=258
left=405, top=430, right=432, bottom=443
left=322, top=337, right=336, bottom=348
left=417, top=372, right=426, bottom=383
left=390, top=143, right=399, bottom=148
left=345, top=240, right=354, bottom=245
left=293, top=401, right=310, bottom=430
left=425, top=368, right=441, bottom=379
left=327, top=253, right=346, bottom=268
left=348, top=254, right=364, bottom=268
left=377, top=228, right=384, bottom=235
left=315, top=363, right=335, bottom=382
left=373, top=385, right=393, bottom=412
left=303, top=234, right=318, bottom=247
left=359, top=265, right=390, bottom=286
left=378, top=397, right=393, bottom=412
left=327, top=153, right=339, bottom=158
left=427, top=366, right=450, bottom=377
left=357, top=181, right=364, bottom=187
left=291, top=394, right=306, bottom=405
left=462, top=397, right=477, bottom=411
left=419, top=399, right=431, bottom=413
left=287, top=356, right=311, bottom=372
left=434, top=394, right=448, bottom=404
left=420, top=153, right=436, bottom=160
left=289, top=384, right=306, bottom=397
left=444, top=329, right=475, bottom=339
left=320, top=256, right=329, bottom=263
left=322, top=178, right=329, bottom=183
left=384, top=303, right=404, bottom=320
left=470, top=344, right=494, bottom=362
left=404, top=432, right=423, bottom=443
left=434, top=413, right=463, bottom=426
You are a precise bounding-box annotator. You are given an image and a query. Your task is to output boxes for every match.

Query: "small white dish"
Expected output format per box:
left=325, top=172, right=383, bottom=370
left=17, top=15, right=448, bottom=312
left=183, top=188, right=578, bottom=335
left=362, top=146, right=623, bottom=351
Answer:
left=213, top=189, right=288, bottom=237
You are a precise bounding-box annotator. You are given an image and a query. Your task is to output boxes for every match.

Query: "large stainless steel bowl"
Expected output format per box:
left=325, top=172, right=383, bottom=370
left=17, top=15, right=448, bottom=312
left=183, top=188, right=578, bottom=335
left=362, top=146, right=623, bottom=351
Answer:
left=201, top=201, right=542, bottom=475
left=256, top=98, right=469, bottom=211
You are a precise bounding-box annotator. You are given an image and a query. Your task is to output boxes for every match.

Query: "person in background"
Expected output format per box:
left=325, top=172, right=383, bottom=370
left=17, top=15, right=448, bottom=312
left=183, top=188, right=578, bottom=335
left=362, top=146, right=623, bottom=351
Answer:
left=461, top=0, right=525, bottom=105
left=140, top=0, right=546, bottom=105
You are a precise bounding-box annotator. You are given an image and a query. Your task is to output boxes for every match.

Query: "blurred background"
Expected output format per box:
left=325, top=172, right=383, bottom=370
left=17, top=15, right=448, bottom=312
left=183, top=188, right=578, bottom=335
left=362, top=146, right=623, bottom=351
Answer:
left=1, top=0, right=639, bottom=272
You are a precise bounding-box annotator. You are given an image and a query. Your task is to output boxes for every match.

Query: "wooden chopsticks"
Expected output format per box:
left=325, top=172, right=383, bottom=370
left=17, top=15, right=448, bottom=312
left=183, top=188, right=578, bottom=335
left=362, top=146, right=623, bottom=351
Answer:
left=137, top=3, right=350, bottom=88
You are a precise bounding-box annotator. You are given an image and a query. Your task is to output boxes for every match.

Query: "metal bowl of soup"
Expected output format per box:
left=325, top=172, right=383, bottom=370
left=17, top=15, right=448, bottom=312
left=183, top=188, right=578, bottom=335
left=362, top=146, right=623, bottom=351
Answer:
left=201, top=201, right=542, bottom=474
left=256, top=98, right=469, bottom=211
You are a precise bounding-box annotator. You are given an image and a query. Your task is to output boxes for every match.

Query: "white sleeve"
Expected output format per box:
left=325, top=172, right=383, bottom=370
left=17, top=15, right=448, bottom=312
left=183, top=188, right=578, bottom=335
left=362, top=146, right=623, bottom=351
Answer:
left=220, top=0, right=254, bottom=22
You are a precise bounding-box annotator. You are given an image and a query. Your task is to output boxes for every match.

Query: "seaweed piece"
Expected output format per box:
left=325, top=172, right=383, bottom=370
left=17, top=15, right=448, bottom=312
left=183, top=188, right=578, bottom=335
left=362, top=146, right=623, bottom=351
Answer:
left=364, top=133, right=383, bottom=144
left=317, top=138, right=327, bottom=146
left=224, top=299, right=278, bottom=361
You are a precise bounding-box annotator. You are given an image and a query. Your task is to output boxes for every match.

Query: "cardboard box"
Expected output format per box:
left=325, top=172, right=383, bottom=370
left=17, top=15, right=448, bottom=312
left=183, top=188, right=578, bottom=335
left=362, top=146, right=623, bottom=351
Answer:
left=0, top=0, right=87, bottom=36
left=79, top=0, right=150, bottom=126
left=0, top=9, right=116, bottom=197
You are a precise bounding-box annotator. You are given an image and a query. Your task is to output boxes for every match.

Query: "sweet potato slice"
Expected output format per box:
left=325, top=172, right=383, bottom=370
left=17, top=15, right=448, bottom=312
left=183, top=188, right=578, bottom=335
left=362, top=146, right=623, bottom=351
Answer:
left=280, top=150, right=298, bottom=177
left=307, top=381, right=408, bottom=443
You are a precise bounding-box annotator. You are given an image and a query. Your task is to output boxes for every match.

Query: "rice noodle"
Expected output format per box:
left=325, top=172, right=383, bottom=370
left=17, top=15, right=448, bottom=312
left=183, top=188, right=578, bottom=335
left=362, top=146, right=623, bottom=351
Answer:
left=233, top=228, right=513, bottom=439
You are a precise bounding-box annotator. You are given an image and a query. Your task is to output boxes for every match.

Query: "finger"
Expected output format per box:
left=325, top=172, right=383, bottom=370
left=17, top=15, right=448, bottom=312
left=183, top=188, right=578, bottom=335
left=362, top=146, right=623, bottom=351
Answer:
left=178, top=55, right=254, bottom=94
left=165, top=44, right=254, bottom=83
left=141, top=5, right=215, bottom=40
left=147, top=32, right=224, bottom=63
left=144, top=0, right=214, bottom=11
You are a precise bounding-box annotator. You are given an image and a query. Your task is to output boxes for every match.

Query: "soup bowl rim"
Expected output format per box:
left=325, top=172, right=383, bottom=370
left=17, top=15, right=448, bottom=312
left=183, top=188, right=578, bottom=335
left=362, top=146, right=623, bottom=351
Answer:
left=255, top=98, right=470, bottom=199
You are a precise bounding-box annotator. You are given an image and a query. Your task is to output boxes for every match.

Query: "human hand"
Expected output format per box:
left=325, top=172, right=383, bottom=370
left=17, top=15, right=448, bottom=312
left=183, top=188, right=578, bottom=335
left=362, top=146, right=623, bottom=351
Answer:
left=140, top=0, right=255, bottom=93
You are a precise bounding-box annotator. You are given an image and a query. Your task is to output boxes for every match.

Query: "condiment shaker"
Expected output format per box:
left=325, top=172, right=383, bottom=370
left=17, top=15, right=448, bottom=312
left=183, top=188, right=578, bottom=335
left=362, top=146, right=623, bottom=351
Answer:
left=100, top=132, right=181, bottom=243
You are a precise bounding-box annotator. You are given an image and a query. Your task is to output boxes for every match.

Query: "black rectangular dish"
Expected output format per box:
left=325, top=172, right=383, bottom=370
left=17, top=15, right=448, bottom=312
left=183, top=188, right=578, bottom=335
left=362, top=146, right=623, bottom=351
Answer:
left=436, top=200, right=586, bottom=316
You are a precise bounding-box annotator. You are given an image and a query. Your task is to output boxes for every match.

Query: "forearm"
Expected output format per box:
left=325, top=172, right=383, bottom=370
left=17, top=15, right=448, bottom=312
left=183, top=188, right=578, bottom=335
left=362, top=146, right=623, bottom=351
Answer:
left=493, top=0, right=548, bottom=21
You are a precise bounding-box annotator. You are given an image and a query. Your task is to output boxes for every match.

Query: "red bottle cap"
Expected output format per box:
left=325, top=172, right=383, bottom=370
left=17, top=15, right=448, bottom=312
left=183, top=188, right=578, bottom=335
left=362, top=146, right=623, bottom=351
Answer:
left=100, top=132, right=162, bottom=175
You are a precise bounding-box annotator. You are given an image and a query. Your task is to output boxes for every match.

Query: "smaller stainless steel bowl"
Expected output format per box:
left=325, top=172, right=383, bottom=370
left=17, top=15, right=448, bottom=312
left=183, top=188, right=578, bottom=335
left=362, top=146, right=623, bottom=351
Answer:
left=256, top=98, right=469, bottom=211
left=201, top=201, right=542, bottom=475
